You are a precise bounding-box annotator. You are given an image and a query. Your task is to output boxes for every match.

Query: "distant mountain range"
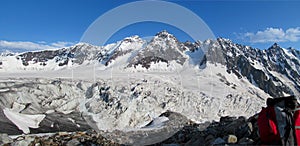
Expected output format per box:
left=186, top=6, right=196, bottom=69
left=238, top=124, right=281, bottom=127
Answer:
left=1, top=31, right=299, bottom=98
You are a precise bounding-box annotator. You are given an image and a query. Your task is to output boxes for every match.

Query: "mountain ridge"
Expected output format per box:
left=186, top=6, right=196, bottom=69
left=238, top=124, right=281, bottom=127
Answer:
left=1, top=31, right=300, bottom=98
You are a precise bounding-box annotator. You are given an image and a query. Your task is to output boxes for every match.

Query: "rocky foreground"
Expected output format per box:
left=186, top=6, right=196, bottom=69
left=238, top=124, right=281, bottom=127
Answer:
left=0, top=114, right=259, bottom=146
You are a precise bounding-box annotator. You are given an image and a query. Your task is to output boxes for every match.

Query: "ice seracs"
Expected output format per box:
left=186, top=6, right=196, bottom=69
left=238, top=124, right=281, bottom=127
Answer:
left=0, top=31, right=300, bottom=137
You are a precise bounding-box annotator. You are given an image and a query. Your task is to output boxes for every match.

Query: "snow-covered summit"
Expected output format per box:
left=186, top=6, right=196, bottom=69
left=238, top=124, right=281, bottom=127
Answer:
left=154, top=30, right=179, bottom=42
left=127, top=31, right=188, bottom=70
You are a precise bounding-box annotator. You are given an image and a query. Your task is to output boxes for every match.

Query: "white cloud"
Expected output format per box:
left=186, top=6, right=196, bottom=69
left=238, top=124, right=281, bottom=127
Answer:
left=243, top=27, right=300, bottom=43
left=51, top=41, right=75, bottom=48
left=286, top=27, right=300, bottom=42
left=0, top=40, right=75, bottom=52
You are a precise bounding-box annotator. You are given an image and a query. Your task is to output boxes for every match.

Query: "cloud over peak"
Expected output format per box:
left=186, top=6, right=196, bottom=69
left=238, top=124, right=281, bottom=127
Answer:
left=243, top=27, right=300, bottom=43
left=0, top=40, right=75, bottom=52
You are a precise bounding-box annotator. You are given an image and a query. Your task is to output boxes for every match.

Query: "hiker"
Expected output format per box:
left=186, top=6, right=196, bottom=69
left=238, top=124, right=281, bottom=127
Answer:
left=258, top=96, right=298, bottom=145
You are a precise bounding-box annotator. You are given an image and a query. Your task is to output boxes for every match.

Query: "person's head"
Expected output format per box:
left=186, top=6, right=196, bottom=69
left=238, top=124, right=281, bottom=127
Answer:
left=285, top=95, right=298, bottom=110
left=266, top=98, right=274, bottom=106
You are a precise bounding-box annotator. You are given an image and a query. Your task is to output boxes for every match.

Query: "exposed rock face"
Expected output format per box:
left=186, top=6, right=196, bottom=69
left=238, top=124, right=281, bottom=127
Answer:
left=201, top=38, right=300, bottom=97
left=0, top=36, right=145, bottom=70
left=128, top=30, right=188, bottom=69
left=16, top=43, right=102, bottom=67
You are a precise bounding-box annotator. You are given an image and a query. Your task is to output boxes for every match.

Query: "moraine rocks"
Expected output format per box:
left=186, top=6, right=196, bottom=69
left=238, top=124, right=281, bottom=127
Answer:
left=1, top=113, right=261, bottom=146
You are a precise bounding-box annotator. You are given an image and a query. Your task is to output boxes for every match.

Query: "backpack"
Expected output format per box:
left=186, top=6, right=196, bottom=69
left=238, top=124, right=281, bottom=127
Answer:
left=258, top=96, right=298, bottom=145
left=257, top=105, right=281, bottom=144
left=294, top=107, right=300, bottom=145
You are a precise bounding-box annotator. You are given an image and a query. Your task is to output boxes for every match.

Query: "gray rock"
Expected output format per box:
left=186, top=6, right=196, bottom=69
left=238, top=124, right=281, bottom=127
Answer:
left=184, top=135, right=205, bottom=146
left=212, top=137, right=226, bottom=145
left=67, top=138, right=81, bottom=146
left=224, top=117, right=245, bottom=134
left=238, top=137, right=254, bottom=145
left=11, top=136, right=35, bottom=146
left=101, top=111, right=189, bottom=146
left=205, top=135, right=215, bottom=145
left=0, top=133, right=13, bottom=144
left=244, top=122, right=253, bottom=137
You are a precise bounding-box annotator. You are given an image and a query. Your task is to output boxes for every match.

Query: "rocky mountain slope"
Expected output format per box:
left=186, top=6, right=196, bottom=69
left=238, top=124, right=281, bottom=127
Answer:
left=203, top=39, right=300, bottom=97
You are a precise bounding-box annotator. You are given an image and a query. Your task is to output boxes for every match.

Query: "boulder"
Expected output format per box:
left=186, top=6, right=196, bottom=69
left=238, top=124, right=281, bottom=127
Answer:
left=184, top=135, right=205, bottom=146
left=205, top=135, right=215, bottom=145
left=238, top=137, right=254, bottom=145
left=66, top=138, right=81, bottom=146
left=0, top=133, right=13, bottom=144
left=224, top=135, right=237, bottom=144
left=212, top=137, right=226, bottom=145
left=11, top=136, right=34, bottom=146
left=224, top=116, right=246, bottom=134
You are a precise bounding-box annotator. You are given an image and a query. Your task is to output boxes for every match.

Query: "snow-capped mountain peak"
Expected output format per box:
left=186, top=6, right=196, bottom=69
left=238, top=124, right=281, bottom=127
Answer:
left=1, top=31, right=300, bottom=99
left=123, top=35, right=143, bottom=42
left=126, top=31, right=188, bottom=70
left=154, top=30, right=178, bottom=41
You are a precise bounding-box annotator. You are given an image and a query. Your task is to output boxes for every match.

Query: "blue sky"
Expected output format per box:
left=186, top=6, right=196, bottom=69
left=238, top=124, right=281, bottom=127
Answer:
left=0, top=0, right=299, bottom=52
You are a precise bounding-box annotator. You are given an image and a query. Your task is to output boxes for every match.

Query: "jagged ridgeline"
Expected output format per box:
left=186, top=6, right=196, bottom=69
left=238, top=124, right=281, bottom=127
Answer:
left=0, top=31, right=300, bottom=145
left=1, top=31, right=299, bottom=97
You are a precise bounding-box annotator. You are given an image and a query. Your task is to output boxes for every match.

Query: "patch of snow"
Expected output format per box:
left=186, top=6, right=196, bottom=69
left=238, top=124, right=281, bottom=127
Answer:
left=11, top=102, right=26, bottom=113
left=0, top=88, right=9, bottom=92
left=3, top=108, right=45, bottom=134
left=269, top=71, right=300, bottom=98
left=282, top=48, right=296, bottom=59
left=67, top=118, right=76, bottom=124
left=227, top=51, right=233, bottom=57
left=250, top=74, right=258, bottom=87
left=143, top=116, right=169, bottom=129
left=60, top=110, right=74, bottom=115
left=252, top=60, right=264, bottom=71
left=45, top=110, right=55, bottom=114
left=282, top=92, right=292, bottom=97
